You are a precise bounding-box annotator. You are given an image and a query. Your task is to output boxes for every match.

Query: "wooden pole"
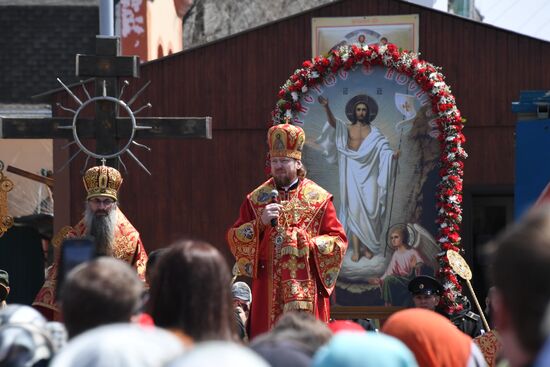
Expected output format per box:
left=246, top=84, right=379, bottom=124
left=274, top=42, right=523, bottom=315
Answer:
left=7, top=166, right=54, bottom=188
left=466, top=279, right=491, bottom=332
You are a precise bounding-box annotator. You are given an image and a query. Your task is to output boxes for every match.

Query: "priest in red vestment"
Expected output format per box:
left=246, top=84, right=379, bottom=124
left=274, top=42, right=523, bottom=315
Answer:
left=33, top=164, right=148, bottom=320
left=227, top=123, right=347, bottom=337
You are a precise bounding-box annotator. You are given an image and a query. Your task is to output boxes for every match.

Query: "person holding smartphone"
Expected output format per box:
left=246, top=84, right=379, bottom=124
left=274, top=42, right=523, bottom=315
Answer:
left=33, top=164, right=148, bottom=320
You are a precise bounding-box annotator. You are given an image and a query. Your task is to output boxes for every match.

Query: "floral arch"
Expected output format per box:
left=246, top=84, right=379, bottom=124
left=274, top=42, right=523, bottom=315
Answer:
left=271, top=43, right=467, bottom=314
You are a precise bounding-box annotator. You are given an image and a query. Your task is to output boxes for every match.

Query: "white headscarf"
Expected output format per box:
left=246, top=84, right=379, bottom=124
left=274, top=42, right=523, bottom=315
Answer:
left=51, top=323, right=185, bottom=367
left=0, top=304, right=56, bottom=367
left=168, top=341, right=269, bottom=367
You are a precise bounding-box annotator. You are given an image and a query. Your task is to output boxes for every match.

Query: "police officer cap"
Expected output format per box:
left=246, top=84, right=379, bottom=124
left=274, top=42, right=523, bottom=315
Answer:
left=408, top=275, right=443, bottom=296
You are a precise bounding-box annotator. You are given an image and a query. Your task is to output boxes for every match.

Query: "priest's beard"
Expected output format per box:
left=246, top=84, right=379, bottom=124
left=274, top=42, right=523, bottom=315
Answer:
left=272, top=167, right=298, bottom=188
left=274, top=175, right=292, bottom=188
left=84, top=203, right=117, bottom=256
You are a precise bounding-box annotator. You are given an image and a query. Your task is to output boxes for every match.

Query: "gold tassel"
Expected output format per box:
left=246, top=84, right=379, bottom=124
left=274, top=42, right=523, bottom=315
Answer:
left=280, top=246, right=309, bottom=257
left=283, top=300, right=314, bottom=312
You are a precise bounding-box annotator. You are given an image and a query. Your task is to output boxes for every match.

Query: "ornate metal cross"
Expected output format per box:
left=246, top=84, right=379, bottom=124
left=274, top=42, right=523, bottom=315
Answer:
left=0, top=36, right=211, bottom=173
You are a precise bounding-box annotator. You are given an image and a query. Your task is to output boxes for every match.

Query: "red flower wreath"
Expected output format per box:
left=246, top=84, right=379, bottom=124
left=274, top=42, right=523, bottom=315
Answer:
left=270, top=43, right=468, bottom=315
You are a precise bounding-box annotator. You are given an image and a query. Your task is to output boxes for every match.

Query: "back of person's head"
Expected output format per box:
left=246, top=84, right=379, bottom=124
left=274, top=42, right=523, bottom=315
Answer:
left=251, top=311, right=332, bottom=355
left=60, top=257, right=144, bottom=338
left=534, top=311, right=550, bottom=367
left=313, top=331, right=418, bottom=367
left=148, top=239, right=235, bottom=342
left=145, top=248, right=167, bottom=285
left=328, top=320, right=367, bottom=335
left=382, top=308, right=480, bottom=367
left=0, top=304, right=56, bottom=367
left=488, top=205, right=550, bottom=358
left=167, top=341, right=269, bottom=367
left=50, top=323, right=185, bottom=367
left=251, top=339, right=312, bottom=367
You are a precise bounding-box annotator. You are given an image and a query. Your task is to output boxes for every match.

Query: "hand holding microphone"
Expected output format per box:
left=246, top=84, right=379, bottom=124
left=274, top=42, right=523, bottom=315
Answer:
left=261, top=190, right=281, bottom=227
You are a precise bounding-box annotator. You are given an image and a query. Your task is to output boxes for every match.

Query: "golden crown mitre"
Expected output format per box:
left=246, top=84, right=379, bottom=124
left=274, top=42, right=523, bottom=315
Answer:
left=83, top=165, right=123, bottom=201
left=267, top=123, right=305, bottom=160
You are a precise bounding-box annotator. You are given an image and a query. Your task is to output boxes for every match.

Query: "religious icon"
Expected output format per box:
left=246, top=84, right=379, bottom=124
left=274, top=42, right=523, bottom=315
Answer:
left=295, top=63, right=440, bottom=306
left=312, top=15, right=419, bottom=56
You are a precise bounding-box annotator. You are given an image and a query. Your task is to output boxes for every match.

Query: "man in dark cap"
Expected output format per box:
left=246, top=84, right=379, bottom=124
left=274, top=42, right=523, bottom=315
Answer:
left=408, top=275, right=443, bottom=311
left=0, top=269, right=9, bottom=310
left=408, top=275, right=484, bottom=337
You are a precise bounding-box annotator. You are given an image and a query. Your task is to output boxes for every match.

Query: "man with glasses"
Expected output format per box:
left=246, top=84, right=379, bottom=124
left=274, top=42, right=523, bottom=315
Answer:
left=33, top=164, right=148, bottom=320
left=227, top=123, right=347, bottom=337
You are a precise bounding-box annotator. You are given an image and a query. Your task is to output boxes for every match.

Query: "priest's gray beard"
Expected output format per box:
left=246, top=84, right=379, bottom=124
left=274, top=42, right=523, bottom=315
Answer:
left=84, top=203, right=117, bottom=256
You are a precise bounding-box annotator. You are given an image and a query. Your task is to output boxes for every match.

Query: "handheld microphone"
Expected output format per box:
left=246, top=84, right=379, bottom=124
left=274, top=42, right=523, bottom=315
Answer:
left=270, top=190, right=279, bottom=227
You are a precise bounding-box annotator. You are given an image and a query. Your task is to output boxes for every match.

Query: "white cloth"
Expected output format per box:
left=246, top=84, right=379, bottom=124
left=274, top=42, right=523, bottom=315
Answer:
left=51, top=324, right=185, bottom=367
left=168, top=341, right=269, bottom=367
left=317, top=119, right=394, bottom=254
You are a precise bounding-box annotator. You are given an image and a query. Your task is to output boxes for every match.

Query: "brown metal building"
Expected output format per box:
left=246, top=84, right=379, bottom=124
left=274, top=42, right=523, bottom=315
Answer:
left=49, top=0, right=550, bottom=297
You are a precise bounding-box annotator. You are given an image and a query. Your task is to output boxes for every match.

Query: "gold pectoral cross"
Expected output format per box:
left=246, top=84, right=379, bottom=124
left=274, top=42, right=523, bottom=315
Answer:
left=282, top=256, right=305, bottom=278
left=281, top=198, right=308, bottom=225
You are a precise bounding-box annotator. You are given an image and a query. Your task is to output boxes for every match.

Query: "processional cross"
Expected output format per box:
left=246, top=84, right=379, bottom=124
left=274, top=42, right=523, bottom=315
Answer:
left=0, top=36, right=212, bottom=173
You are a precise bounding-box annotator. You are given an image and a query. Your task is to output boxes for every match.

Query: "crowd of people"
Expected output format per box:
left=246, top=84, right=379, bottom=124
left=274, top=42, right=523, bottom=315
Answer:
left=2, top=123, right=550, bottom=367
left=2, top=213, right=550, bottom=367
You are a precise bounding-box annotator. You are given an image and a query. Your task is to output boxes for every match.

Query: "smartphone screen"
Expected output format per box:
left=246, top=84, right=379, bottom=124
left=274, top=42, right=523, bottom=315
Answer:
left=56, top=238, right=96, bottom=300
left=62, top=241, right=95, bottom=273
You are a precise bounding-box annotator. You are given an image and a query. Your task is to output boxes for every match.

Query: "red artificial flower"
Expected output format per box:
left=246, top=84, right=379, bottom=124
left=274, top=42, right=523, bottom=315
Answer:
left=448, top=232, right=460, bottom=243
left=351, top=45, right=364, bottom=60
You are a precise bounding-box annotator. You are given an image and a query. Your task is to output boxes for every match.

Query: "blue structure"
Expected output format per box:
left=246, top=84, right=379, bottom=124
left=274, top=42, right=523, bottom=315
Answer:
left=512, top=91, right=550, bottom=218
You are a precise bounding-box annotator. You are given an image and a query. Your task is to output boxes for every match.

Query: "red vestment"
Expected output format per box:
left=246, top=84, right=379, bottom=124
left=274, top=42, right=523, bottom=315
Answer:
left=227, top=178, right=347, bottom=337
left=32, top=208, right=148, bottom=320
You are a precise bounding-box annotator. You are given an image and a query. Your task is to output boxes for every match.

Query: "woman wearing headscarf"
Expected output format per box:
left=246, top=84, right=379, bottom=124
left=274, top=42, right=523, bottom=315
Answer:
left=312, top=331, right=418, bottom=367
left=382, top=308, right=487, bottom=367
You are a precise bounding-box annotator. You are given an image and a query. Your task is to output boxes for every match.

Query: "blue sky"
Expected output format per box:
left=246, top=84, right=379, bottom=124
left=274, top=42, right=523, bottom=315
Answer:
left=475, top=0, right=550, bottom=42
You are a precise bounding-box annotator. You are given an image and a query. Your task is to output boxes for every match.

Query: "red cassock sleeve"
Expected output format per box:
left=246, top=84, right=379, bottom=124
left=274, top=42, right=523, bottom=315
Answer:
left=308, top=200, right=347, bottom=297
left=226, top=199, right=263, bottom=279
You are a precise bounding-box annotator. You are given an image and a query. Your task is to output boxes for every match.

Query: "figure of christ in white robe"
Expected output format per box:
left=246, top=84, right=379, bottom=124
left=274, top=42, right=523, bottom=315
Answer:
left=316, top=116, right=395, bottom=262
